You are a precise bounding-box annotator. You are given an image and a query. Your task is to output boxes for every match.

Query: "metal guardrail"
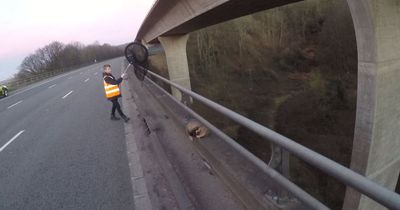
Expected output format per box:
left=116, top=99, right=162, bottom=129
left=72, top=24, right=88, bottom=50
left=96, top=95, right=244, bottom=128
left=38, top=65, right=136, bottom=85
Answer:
left=3, top=70, right=64, bottom=91
left=2, top=61, right=97, bottom=92
left=134, top=65, right=400, bottom=210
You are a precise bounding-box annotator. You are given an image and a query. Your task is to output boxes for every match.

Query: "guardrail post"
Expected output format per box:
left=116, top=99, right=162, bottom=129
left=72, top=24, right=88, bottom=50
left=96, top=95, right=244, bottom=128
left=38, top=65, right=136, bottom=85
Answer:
left=268, top=144, right=291, bottom=204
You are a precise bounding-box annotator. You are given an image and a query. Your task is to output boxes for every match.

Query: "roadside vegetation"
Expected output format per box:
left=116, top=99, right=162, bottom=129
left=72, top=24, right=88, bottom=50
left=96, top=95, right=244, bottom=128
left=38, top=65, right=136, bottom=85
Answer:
left=1, top=41, right=124, bottom=92
left=15, top=41, right=124, bottom=80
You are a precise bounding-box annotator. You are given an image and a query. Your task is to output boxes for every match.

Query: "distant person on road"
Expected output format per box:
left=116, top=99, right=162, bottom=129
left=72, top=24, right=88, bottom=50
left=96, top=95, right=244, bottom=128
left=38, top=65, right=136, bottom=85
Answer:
left=102, top=64, right=130, bottom=122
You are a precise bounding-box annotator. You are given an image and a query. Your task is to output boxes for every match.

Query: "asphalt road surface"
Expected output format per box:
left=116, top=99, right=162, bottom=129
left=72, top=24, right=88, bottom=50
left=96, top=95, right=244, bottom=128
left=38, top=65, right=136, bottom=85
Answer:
left=0, top=57, right=134, bottom=209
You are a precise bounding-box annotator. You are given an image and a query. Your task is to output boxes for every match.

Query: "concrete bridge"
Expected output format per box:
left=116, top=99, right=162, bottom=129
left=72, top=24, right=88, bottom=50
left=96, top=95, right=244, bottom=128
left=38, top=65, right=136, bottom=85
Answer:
left=131, top=0, right=400, bottom=209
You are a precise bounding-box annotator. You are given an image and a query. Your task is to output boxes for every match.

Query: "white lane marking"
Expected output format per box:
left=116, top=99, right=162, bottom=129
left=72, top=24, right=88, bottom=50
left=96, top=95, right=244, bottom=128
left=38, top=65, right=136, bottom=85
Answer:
left=0, top=65, right=88, bottom=101
left=84, top=78, right=90, bottom=82
left=0, top=130, right=25, bottom=152
left=68, top=77, right=73, bottom=79
left=0, top=57, right=122, bottom=102
left=48, top=84, right=56, bottom=89
left=62, top=91, right=74, bottom=99
left=7, top=100, right=23, bottom=109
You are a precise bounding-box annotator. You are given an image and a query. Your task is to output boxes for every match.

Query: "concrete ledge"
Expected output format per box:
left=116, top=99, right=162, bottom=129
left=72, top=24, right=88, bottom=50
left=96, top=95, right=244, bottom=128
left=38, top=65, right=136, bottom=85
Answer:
left=121, top=66, right=153, bottom=210
left=137, top=73, right=309, bottom=210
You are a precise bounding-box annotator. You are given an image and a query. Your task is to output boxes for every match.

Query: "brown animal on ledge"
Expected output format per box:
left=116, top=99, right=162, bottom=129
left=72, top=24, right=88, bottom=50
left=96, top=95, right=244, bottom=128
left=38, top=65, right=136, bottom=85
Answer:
left=186, top=120, right=209, bottom=139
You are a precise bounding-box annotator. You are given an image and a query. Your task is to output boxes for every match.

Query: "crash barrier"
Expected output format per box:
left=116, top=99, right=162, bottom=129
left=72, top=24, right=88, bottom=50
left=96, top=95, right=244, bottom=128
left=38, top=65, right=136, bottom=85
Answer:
left=3, top=59, right=115, bottom=92
left=124, top=42, right=400, bottom=210
left=4, top=70, right=64, bottom=91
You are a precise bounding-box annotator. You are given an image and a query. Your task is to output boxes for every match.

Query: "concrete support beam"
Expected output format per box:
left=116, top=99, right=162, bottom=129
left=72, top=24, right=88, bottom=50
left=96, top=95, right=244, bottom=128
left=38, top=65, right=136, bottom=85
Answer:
left=344, top=1, right=400, bottom=209
left=158, top=35, right=192, bottom=103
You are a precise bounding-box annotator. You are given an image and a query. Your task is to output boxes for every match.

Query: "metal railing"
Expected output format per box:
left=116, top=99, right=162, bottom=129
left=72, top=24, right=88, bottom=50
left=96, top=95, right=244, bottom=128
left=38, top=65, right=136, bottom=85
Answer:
left=132, top=64, right=400, bottom=210
left=2, top=61, right=97, bottom=92
left=3, top=70, right=64, bottom=91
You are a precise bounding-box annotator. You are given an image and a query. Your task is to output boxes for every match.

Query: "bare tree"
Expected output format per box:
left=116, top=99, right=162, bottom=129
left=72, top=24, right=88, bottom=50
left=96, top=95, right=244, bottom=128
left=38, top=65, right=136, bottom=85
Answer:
left=17, top=41, right=124, bottom=79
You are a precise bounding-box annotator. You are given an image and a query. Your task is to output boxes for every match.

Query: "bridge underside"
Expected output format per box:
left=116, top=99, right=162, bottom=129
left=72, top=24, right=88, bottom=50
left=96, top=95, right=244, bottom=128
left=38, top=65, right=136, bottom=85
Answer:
left=137, top=0, right=302, bottom=43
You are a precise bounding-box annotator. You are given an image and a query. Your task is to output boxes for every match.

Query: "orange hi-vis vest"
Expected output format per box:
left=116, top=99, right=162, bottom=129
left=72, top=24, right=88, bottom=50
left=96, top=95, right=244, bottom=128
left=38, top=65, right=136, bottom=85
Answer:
left=103, top=76, right=121, bottom=99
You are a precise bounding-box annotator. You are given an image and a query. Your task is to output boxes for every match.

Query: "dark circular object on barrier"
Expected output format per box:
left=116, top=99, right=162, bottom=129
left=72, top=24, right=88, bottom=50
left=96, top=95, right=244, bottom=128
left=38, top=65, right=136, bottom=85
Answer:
left=124, top=42, right=148, bottom=64
left=134, top=64, right=148, bottom=81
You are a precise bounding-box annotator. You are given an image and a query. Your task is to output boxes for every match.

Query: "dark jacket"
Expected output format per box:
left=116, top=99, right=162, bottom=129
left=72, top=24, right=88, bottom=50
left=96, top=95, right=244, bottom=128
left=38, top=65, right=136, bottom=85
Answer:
left=103, top=72, right=123, bottom=100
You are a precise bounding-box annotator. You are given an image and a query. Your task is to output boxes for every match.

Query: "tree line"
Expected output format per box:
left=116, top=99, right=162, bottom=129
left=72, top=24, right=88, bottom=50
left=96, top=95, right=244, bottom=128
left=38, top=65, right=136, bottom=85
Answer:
left=16, top=41, right=124, bottom=79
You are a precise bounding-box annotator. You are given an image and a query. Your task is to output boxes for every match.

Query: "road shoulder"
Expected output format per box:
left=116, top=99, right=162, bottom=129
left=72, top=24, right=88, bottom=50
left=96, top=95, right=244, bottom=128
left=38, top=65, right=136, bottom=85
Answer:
left=121, top=79, right=154, bottom=210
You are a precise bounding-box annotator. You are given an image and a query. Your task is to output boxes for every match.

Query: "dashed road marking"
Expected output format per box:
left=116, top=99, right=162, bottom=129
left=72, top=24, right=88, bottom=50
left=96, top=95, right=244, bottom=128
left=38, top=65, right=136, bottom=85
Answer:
left=7, top=100, right=23, bottom=109
left=0, top=130, right=25, bottom=152
left=0, top=70, right=76, bottom=101
left=48, top=84, right=56, bottom=89
left=62, top=91, right=73, bottom=99
left=84, top=78, right=90, bottom=82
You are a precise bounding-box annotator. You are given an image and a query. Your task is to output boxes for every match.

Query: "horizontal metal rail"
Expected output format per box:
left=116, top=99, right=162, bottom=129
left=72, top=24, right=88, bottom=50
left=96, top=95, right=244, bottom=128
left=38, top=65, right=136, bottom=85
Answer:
left=143, top=76, right=329, bottom=210
left=4, top=70, right=63, bottom=90
left=141, top=67, right=400, bottom=210
left=3, top=60, right=100, bottom=92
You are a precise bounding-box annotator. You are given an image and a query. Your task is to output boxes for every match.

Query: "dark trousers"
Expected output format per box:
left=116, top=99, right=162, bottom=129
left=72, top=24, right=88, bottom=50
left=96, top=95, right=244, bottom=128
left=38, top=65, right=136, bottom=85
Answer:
left=111, top=99, right=125, bottom=117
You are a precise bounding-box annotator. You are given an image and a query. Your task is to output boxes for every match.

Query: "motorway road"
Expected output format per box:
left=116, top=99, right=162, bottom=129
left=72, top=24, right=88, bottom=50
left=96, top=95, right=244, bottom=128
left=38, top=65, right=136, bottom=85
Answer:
left=0, top=57, right=134, bottom=209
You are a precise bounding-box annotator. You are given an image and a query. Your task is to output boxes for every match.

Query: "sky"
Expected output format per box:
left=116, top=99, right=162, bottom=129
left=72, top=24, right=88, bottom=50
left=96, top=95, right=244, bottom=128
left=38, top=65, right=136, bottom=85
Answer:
left=0, top=0, right=155, bottom=81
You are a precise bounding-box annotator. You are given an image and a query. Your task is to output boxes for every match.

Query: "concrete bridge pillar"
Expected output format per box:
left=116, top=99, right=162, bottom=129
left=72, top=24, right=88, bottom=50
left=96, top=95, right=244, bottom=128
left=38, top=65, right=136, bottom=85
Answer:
left=344, top=1, right=400, bottom=209
left=158, top=35, right=192, bottom=103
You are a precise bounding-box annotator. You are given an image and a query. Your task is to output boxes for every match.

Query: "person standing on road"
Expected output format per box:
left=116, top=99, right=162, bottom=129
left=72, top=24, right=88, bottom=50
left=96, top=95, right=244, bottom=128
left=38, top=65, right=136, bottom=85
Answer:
left=102, top=64, right=130, bottom=122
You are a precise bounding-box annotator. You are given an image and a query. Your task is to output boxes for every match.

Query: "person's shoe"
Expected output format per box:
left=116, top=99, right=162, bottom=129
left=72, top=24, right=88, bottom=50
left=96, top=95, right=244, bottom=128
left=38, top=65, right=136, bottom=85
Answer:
left=121, top=115, right=130, bottom=122
left=111, top=115, right=120, bottom=120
